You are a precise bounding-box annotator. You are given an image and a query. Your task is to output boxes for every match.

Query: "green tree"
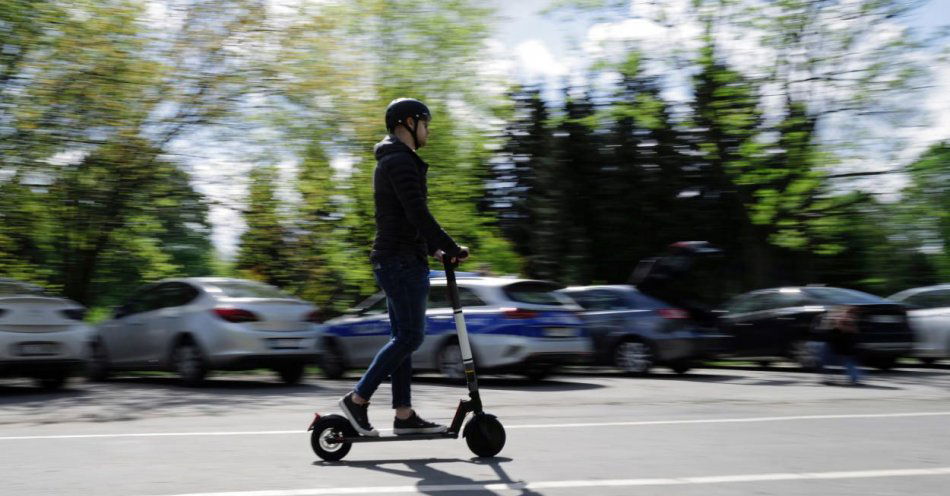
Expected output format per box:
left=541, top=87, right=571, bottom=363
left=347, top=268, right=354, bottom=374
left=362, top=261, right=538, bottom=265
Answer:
left=485, top=85, right=548, bottom=260
left=236, top=166, right=292, bottom=286
left=597, top=51, right=694, bottom=282
left=0, top=0, right=264, bottom=304
left=252, top=0, right=521, bottom=310
left=901, top=142, right=950, bottom=279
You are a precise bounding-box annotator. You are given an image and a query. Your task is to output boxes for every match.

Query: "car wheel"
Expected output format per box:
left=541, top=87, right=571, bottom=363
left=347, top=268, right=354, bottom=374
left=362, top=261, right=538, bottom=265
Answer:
left=614, top=339, right=654, bottom=375
left=522, top=364, right=552, bottom=382
left=87, top=340, right=112, bottom=382
left=791, top=340, right=823, bottom=371
left=36, top=371, right=68, bottom=391
left=438, top=341, right=465, bottom=381
left=319, top=340, right=347, bottom=380
left=670, top=360, right=692, bottom=374
left=173, top=341, right=208, bottom=387
left=277, top=363, right=305, bottom=385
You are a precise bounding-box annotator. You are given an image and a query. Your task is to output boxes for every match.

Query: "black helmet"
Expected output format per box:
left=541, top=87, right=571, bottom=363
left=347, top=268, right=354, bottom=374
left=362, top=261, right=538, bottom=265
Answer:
left=385, top=98, right=431, bottom=133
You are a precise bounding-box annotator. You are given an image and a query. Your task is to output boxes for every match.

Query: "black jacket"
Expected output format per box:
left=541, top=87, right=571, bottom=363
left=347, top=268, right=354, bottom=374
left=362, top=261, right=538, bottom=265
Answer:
left=370, top=135, right=461, bottom=262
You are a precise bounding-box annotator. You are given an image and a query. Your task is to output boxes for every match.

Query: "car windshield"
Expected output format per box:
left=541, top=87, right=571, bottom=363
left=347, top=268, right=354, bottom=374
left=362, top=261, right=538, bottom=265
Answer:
left=0, top=281, right=50, bottom=296
left=208, top=281, right=294, bottom=299
left=803, top=287, right=890, bottom=305
left=504, top=281, right=569, bottom=306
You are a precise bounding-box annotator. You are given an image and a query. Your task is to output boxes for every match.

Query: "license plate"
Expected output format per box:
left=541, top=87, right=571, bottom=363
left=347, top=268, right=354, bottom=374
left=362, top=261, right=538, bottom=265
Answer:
left=870, top=315, right=903, bottom=324
left=18, top=343, right=58, bottom=356
left=544, top=327, right=579, bottom=338
left=269, top=338, right=301, bottom=349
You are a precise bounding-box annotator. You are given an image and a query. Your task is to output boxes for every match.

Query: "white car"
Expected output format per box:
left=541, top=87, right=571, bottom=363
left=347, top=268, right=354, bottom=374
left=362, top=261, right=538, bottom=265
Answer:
left=90, top=278, right=323, bottom=385
left=889, top=284, right=950, bottom=364
left=320, top=273, right=591, bottom=381
left=0, top=279, right=93, bottom=389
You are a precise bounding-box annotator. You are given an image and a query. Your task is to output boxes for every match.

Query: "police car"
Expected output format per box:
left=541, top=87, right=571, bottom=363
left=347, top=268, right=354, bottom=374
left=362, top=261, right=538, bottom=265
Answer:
left=318, top=273, right=590, bottom=381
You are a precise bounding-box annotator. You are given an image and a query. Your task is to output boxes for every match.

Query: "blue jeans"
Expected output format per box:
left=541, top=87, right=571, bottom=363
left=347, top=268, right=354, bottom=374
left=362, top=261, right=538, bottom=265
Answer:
left=355, top=254, right=429, bottom=409
left=820, top=342, right=863, bottom=383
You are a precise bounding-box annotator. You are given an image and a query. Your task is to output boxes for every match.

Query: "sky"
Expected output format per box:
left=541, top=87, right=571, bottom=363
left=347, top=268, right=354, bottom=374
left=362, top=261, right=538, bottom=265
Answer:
left=197, top=0, right=950, bottom=259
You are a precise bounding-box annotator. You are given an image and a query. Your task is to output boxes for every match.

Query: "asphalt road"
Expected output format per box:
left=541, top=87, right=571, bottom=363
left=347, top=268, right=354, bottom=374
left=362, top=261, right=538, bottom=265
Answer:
left=2, top=363, right=949, bottom=496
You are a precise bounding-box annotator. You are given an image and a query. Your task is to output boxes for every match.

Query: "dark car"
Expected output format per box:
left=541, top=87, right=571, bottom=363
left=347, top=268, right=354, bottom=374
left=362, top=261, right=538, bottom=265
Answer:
left=716, top=286, right=914, bottom=370
left=558, top=285, right=731, bottom=375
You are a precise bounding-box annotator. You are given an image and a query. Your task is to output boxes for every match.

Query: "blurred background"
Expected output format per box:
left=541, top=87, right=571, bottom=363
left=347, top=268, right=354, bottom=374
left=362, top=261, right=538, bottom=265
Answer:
left=0, top=0, right=947, bottom=320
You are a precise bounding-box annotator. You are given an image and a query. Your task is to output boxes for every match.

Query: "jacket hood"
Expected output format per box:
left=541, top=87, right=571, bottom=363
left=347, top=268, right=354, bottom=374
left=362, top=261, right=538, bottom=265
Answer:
left=374, top=134, right=415, bottom=160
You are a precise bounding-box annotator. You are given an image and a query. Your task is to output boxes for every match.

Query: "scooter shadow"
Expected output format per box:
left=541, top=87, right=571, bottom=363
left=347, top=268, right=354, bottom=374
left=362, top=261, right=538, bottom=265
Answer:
left=313, top=456, right=541, bottom=496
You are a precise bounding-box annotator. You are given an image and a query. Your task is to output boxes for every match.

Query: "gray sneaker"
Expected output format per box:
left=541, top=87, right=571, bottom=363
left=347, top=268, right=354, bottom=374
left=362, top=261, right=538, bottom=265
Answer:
left=339, top=393, right=379, bottom=437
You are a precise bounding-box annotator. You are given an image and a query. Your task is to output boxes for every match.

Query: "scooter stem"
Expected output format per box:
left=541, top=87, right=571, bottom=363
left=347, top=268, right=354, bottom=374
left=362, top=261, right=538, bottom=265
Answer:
left=443, top=260, right=483, bottom=413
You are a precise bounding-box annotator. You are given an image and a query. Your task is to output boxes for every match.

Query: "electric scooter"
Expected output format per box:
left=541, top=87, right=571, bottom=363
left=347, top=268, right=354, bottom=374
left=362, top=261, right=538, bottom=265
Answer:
left=308, top=259, right=506, bottom=461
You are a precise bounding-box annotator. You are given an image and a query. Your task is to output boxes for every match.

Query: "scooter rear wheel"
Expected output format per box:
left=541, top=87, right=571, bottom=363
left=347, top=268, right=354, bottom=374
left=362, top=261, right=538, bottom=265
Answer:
left=463, top=413, right=506, bottom=458
left=310, top=414, right=356, bottom=461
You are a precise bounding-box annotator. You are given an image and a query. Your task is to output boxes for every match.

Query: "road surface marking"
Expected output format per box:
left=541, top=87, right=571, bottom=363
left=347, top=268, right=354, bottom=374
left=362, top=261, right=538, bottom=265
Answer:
left=2, top=411, right=948, bottom=441
left=139, top=466, right=950, bottom=496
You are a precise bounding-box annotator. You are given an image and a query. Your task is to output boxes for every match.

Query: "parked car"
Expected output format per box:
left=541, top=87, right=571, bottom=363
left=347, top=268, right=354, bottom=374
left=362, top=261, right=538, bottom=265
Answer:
left=319, top=273, right=591, bottom=381
left=0, top=278, right=92, bottom=389
left=558, top=285, right=731, bottom=375
left=716, top=286, right=914, bottom=370
left=90, top=278, right=323, bottom=386
left=888, top=284, right=950, bottom=364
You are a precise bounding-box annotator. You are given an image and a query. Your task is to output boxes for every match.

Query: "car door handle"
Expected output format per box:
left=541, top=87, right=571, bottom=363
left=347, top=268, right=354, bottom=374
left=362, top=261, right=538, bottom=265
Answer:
left=777, top=317, right=795, bottom=321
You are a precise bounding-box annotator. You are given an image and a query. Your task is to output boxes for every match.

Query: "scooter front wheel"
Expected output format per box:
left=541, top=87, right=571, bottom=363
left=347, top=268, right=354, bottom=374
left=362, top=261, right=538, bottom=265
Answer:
left=463, top=413, right=506, bottom=458
left=310, top=414, right=356, bottom=461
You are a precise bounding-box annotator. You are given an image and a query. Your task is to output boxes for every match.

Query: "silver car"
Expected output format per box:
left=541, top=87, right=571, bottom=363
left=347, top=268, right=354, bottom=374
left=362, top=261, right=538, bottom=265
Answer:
left=320, top=274, right=591, bottom=381
left=90, top=278, right=323, bottom=385
left=0, top=279, right=93, bottom=389
left=889, top=284, right=950, bottom=364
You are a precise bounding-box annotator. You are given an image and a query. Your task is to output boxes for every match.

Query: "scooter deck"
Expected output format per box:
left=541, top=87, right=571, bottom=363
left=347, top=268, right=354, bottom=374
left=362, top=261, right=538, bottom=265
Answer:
left=342, top=431, right=460, bottom=443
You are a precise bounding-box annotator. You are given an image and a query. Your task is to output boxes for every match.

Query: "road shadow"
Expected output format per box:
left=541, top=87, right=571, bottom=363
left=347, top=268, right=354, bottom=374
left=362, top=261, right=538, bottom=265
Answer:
left=697, top=362, right=812, bottom=373
left=0, top=373, right=349, bottom=424
left=559, top=367, right=757, bottom=384
left=106, top=374, right=329, bottom=390
left=314, top=456, right=541, bottom=496
left=412, top=375, right=605, bottom=392
left=0, top=381, right=90, bottom=398
left=815, top=381, right=902, bottom=390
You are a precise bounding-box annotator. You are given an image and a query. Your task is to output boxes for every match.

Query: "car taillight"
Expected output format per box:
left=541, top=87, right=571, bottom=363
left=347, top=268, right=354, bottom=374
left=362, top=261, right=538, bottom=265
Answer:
left=305, top=310, right=323, bottom=323
left=658, top=308, right=689, bottom=319
left=60, top=309, right=86, bottom=320
left=502, top=308, right=539, bottom=319
left=213, top=308, right=259, bottom=323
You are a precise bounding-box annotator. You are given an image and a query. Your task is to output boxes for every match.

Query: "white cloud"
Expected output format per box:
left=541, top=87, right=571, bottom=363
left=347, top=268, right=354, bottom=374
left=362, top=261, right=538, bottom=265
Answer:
left=899, top=59, right=950, bottom=162
left=515, top=39, right=569, bottom=80
left=582, top=18, right=668, bottom=59
left=478, top=38, right=517, bottom=96
left=142, top=1, right=185, bottom=31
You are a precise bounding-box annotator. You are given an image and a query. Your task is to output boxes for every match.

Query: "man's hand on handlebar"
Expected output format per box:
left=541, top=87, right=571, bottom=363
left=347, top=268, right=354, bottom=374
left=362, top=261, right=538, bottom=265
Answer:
left=434, top=246, right=470, bottom=265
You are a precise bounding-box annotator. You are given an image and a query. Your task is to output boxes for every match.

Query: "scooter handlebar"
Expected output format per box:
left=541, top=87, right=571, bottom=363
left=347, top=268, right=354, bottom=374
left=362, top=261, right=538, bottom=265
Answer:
left=442, top=259, right=462, bottom=311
